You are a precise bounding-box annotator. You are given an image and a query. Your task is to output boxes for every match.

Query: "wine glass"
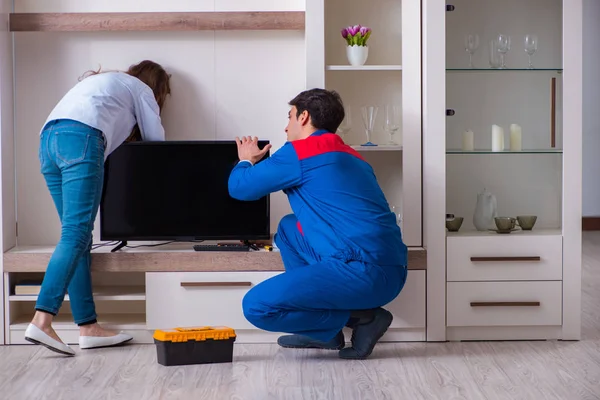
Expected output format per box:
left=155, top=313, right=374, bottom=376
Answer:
left=464, top=34, right=480, bottom=68
left=496, top=34, right=511, bottom=69
left=489, top=40, right=501, bottom=69
left=337, top=106, right=352, bottom=141
left=384, top=105, right=401, bottom=145
left=524, top=34, right=538, bottom=69
left=361, top=106, right=378, bottom=146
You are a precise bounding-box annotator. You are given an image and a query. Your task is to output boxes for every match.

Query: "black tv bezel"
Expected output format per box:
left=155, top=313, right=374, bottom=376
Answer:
left=99, top=140, right=271, bottom=242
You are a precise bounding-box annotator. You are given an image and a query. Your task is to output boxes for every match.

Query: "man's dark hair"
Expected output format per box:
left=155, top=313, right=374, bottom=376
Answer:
left=288, top=88, right=345, bottom=133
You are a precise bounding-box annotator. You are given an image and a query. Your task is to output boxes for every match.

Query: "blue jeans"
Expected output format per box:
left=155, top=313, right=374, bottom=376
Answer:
left=35, top=119, right=105, bottom=325
left=242, top=214, right=408, bottom=342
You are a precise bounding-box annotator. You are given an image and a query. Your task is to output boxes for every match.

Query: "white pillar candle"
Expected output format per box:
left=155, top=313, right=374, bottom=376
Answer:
left=510, top=124, right=522, bottom=151
left=492, top=124, right=504, bottom=152
left=462, top=129, right=474, bottom=151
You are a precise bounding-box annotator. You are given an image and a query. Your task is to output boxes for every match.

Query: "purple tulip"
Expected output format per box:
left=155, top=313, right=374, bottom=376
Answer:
left=341, top=24, right=372, bottom=46
left=348, top=25, right=361, bottom=36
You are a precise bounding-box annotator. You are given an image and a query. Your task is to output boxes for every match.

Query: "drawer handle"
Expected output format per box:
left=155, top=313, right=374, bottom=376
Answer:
left=470, top=256, right=541, bottom=262
left=180, top=282, right=252, bottom=287
left=470, top=301, right=541, bottom=307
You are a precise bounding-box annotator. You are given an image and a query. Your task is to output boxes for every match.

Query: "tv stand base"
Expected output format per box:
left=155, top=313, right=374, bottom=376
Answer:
left=111, top=241, right=128, bottom=252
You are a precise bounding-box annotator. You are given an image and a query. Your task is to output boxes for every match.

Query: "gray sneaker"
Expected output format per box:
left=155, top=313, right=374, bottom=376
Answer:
left=338, top=308, right=393, bottom=359
left=277, top=331, right=345, bottom=350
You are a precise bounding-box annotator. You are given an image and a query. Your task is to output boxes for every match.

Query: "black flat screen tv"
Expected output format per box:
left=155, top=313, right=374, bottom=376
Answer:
left=100, top=140, right=270, bottom=242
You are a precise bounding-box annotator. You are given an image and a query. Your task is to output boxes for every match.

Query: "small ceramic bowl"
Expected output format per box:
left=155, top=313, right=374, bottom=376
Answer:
left=517, top=215, right=537, bottom=230
left=446, top=217, right=464, bottom=232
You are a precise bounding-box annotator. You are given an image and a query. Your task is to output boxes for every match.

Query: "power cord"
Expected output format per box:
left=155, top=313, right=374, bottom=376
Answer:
left=124, top=240, right=205, bottom=249
left=125, top=241, right=175, bottom=249
left=92, top=240, right=206, bottom=251
left=91, top=241, right=119, bottom=250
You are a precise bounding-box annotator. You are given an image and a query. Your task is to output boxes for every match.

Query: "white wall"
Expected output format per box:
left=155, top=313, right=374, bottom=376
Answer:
left=582, top=0, right=600, bottom=216
left=14, top=1, right=306, bottom=245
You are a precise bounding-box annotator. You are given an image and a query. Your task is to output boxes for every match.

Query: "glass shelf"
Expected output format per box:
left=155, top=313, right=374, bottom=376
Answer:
left=447, top=68, right=562, bottom=72
left=327, top=65, right=402, bottom=71
left=446, top=149, right=563, bottom=154
left=351, top=145, right=403, bottom=152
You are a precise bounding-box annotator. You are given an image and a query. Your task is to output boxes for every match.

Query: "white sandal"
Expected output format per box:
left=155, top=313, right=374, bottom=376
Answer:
left=24, top=323, right=75, bottom=356
left=79, top=332, right=133, bottom=349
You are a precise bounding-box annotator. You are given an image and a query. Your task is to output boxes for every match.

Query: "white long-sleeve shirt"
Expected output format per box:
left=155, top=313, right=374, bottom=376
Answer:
left=43, top=71, right=165, bottom=158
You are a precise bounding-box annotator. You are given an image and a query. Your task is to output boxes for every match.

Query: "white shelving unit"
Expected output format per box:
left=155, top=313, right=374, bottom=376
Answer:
left=1, top=0, right=579, bottom=347
left=308, top=0, right=421, bottom=248
left=0, top=0, right=429, bottom=345
left=3, top=269, right=149, bottom=343
left=307, top=0, right=427, bottom=341
left=423, top=0, right=582, bottom=341
left=0, top=0, right=14, bottom=346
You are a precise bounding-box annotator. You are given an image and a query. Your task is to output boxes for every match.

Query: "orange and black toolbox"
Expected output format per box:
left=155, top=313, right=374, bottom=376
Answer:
left=153, top=326, right=236, bottom=366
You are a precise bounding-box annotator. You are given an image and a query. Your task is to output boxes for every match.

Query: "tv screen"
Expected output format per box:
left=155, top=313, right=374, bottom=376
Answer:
left=100, top=140, right=270, bottom=241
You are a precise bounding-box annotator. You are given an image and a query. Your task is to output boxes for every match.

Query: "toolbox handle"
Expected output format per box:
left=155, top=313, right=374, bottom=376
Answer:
left=181, top=281, right=252, bottom=287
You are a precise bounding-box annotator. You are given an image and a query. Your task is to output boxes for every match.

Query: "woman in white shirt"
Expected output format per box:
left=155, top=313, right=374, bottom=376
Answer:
left=24, top=60, right=171, bottom=356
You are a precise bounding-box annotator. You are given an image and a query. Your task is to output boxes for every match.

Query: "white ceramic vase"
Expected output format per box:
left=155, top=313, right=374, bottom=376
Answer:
left=473, top=188, right=498, bottom=231
left=346, top=45, right=369, bottom=66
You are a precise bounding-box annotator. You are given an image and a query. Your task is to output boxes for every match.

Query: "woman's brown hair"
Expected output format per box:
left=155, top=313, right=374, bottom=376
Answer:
left=126, top=60, right=171, bottom=111
left=80, top=60, right=171, bottom=142
left=126, top=60, right=171, bottom=142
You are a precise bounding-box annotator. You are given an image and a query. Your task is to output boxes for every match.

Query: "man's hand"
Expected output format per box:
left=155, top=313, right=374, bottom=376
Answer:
left=235, top=136, right=272, bottom=165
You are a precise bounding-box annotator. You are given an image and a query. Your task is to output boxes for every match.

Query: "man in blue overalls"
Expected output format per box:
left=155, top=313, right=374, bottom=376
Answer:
left=228, top=88, right=408, bottom=359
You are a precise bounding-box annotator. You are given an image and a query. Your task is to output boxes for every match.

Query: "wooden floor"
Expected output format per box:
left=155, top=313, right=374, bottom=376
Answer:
left=2, top=234, right=600, bottom=399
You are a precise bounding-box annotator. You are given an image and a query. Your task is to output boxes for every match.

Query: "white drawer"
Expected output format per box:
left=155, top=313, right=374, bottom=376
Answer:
left=385, top=270, right=426, bottom=329
left=447, top=281, right=562, bottom=327
left=147, top=270, right=426, bottom=333
left=447, top=234, right=562, bottom=281
left=146, top=271, right=281, bottom=330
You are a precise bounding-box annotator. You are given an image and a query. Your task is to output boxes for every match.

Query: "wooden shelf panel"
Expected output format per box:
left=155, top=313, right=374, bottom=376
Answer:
left=3, top=246, right=427, bottom=272
left=9, top=12, right=305, bottom=32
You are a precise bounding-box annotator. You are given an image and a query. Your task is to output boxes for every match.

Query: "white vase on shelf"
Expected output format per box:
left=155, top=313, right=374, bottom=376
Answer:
left=346, top=45, right=369, bottom=66
left=473, top=188, right=497, bottom=231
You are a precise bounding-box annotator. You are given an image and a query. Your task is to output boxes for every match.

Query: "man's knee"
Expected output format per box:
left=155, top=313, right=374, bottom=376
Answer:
left=242, top=287, right=279, bottom=331
left=278, top=214, right=298, bottom=234
left=275, top=214, right=300, bottom=245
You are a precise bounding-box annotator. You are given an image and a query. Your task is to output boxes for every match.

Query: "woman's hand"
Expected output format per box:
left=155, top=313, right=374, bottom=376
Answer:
left=235, top=136, right=272, bottom=165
